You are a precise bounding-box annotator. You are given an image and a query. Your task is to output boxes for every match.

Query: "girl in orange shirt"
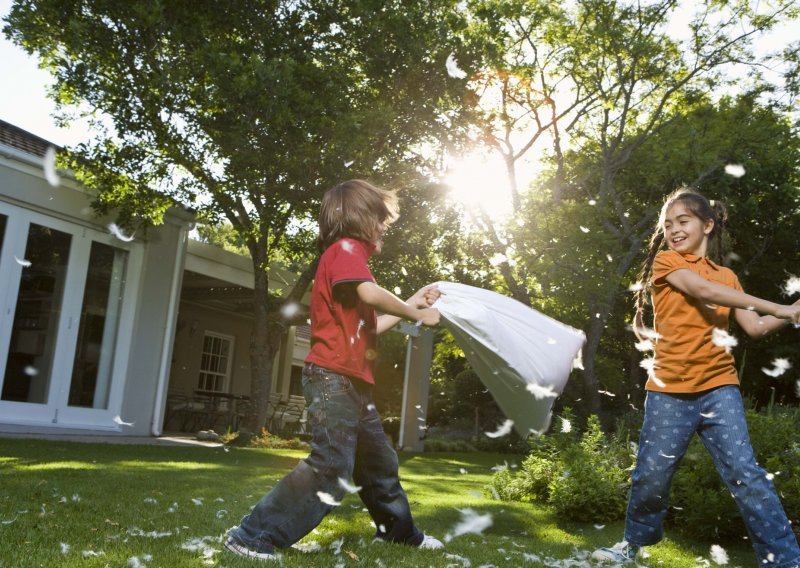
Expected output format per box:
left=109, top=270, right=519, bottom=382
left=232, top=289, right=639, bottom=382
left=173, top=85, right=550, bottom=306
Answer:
left=593, top=188, right=800, bottom=566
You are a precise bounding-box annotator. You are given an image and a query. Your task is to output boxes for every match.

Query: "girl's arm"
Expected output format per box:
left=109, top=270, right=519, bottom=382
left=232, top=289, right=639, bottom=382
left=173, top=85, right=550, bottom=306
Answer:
left=357, top=282, right=440, bottom=334
left=665, top=269, right=800, bottom=337
left=734, top=302, right=799, bottom=337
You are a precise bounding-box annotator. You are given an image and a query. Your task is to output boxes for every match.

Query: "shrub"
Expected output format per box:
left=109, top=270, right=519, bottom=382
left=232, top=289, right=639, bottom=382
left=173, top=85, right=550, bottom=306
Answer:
left=226, top=428, right=310, bottom=450
left=474, top=432, right=531, bottom=454
left=424, top=438, right=478, bottom=452
left=489, top=404, right=800, bottom=540
left=546, top=416, right=631, bottom=522
left=489, top=413, right=633, bottom=522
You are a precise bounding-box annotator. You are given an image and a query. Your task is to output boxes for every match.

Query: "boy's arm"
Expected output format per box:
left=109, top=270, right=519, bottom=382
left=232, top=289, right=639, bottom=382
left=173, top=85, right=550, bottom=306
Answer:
left=356, top=282, right=440, bottom=334
left=665, top=269, right=800, bottom=337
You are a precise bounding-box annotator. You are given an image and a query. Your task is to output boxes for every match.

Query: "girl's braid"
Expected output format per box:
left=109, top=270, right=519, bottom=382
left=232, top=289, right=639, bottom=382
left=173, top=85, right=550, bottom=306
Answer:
left=633, top=230, right=664, bottom=330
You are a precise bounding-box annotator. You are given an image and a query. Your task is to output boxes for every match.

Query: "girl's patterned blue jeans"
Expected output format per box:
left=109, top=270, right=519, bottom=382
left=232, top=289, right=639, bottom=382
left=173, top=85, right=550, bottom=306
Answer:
left=625, top=385, right=799, bottom=567
left=227, top=363, right=423, bottom=553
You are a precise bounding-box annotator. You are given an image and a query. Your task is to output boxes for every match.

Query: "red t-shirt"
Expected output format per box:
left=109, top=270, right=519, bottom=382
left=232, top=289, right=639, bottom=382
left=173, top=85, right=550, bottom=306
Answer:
left=305, top=238, right=378, bottom=384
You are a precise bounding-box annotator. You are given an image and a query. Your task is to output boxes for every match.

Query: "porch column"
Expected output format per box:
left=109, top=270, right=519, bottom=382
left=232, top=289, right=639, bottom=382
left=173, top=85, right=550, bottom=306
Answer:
left=396, top=322, right=435, bottom=452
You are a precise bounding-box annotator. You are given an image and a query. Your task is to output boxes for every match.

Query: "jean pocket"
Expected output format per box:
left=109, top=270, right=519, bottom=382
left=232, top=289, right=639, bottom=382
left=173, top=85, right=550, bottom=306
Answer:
left=305, top=365, right=353, bottom=395
left=321, top=372, right=352, bottom=395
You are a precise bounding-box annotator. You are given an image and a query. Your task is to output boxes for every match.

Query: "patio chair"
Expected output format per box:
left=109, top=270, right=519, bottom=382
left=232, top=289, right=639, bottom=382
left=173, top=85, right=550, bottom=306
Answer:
left=184, top=392, right=214, bottom=432
left=264, top=392, right=285, bottom=432
left=230, top=398, right=253, bottom=432
left=276, top=395, right=306, bottom=437
left=164, top=389, right=204, bottom=432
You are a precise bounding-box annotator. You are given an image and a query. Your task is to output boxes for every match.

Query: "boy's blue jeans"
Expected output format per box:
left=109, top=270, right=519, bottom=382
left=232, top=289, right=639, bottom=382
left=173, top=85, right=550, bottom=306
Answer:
left=227, top=363, right=423, bottom=553
left=625, top=386, right=799, bottom=567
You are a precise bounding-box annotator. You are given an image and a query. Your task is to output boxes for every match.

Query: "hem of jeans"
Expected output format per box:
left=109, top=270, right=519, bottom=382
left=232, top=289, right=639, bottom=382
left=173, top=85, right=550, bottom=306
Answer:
left=373, top=531, right=424, bottom=547
left=227, top=530, right=276, bottom=555
left=622, top=534, right=652, bottom=549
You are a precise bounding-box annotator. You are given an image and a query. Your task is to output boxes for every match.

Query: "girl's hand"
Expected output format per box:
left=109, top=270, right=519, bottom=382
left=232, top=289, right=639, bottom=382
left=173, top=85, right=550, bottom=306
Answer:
left=774, top=304, right=800, bottom=324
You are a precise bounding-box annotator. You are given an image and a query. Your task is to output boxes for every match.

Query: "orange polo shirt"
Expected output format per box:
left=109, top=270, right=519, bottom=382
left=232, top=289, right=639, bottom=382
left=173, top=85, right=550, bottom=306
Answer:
left=647, top=250, right=742, bottom=393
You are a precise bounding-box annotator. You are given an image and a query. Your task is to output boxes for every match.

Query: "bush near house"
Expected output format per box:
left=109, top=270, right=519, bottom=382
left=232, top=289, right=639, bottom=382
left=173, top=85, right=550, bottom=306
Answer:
left=489, top=405, right=800, bottom=541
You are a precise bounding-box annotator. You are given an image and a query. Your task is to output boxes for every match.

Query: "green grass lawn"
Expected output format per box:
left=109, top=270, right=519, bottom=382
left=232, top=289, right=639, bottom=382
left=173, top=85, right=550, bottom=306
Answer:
left=0, top=437, right=756, bottom=567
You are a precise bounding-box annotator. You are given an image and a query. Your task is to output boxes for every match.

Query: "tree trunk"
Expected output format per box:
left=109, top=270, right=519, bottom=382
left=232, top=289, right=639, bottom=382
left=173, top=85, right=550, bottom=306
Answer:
left=246, top=246, right=283, bottom=433
left=244, top=245, right=318, bottom=433
left=581, top=314, right=605, bottom=418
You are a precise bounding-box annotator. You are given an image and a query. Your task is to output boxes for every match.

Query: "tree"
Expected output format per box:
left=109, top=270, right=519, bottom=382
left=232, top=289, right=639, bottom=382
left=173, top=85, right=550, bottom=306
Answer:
left=524, top=92, right=800, bottom=418
left=455, top=0, right=798, bottom=418
left=4, top=0, right=480, bottom=430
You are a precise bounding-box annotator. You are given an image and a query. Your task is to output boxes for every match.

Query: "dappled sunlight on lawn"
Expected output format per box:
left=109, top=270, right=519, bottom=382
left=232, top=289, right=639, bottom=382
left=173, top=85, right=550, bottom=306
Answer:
left=16, top=460, right=104, bottom=471
left=109, top=460, right=227, bottom=471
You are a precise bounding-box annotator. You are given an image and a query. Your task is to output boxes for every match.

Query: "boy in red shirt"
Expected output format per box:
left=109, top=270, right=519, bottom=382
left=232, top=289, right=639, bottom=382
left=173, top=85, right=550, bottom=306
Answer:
left=225, top=180, right=443, bottom=561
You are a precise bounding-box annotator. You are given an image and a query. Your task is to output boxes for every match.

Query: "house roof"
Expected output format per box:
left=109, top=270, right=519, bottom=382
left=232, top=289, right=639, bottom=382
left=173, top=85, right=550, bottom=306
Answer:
left=0, top=119, right=57, bottom=158
left=181, top=226, right=311, bottom=318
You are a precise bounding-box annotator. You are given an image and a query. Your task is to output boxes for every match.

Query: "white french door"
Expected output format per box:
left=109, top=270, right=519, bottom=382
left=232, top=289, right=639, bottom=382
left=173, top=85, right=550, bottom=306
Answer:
left=0, top=202, right=142, bottom=429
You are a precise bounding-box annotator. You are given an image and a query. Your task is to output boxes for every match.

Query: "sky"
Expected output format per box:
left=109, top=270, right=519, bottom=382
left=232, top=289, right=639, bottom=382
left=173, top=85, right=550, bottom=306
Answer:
left=0, top=0, right=96, bottom=146
left=0, top=0, right=795, bottom=149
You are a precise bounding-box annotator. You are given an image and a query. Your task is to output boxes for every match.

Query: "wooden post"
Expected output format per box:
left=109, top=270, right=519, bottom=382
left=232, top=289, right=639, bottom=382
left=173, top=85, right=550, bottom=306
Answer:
left=395, top=322, right=435, bottom=452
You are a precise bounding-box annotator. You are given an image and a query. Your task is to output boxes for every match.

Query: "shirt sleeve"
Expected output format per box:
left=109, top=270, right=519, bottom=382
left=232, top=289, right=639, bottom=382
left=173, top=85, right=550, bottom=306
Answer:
left=328, top=239, right=374, bottom=287
left=651, top=250, right=689, bottom=287
left=729, top=270, right=744, bottom=293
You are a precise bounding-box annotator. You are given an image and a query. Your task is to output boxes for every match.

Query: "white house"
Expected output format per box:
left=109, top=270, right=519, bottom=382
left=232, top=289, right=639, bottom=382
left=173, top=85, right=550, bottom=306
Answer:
left=0, top=119, right=310, bottom=438
left=0, top=119, right=434, bottom=450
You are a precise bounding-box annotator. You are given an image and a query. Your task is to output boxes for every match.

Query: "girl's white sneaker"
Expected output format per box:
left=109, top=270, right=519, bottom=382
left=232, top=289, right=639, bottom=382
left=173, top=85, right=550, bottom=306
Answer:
left=591, top=541, right=638, bottom=563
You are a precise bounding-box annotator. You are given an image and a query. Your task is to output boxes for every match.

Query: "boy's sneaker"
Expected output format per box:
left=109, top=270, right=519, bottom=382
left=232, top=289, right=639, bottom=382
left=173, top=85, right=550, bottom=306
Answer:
left=418, top=534, right=444, bottom=550
left=591, top=541, right=639, bottom=563
left=223, top=537, right=277, bottom=561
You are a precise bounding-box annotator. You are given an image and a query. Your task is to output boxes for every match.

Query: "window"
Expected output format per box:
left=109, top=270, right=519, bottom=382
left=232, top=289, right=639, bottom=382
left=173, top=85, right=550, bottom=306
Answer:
left=198, top=332, right=233, bottom=392
left=0, top=202, right=141, bottom=427
left=68, top=242, right=128, bottom=409
left=2, top=223, right=71, bottom=403
left=288, top=365, right=303, bottom=396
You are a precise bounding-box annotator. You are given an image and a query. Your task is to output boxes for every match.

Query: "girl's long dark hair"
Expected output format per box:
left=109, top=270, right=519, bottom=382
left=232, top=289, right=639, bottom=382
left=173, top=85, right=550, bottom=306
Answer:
left=633, top=187, right=727, bottom=330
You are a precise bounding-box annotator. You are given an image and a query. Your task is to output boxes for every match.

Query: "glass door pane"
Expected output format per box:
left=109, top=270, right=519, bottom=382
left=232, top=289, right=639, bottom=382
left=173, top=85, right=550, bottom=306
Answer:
left=68, top=242, right=128, bottom=409
left=1, top=224, right=71, bottom=403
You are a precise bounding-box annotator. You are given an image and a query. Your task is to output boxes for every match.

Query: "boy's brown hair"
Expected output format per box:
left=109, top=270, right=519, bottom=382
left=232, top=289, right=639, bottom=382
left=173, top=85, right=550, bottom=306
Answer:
left=318, top=180, right=399, bottom=251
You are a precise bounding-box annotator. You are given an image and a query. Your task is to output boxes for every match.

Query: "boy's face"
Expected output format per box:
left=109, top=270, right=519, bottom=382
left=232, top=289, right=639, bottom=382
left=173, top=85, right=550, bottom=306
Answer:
left=373, top=221, right=389, bottom=253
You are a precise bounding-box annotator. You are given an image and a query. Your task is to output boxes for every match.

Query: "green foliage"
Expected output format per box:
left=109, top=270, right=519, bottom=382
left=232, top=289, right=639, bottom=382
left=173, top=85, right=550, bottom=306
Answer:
left=194, top=222, right=249, bottom=257
left=454, top=0, right=800, bottom=421
left=492, top=404, right=800, bottom=541
left=241, top=428, right=310, bottom=451
left=489, top=413, right=634, bottom=523
left=520, top=92, right=800, bottom=416
left=424, top=438, right=478, bottom=452
left=547, top=416, right=631, bottom=522
left=3, top=0, right=483, bottom=424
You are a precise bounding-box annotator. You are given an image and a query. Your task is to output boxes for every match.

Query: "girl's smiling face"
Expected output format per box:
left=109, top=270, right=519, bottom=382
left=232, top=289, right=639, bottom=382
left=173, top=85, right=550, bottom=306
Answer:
left=663, top=201, right=714, bottom=257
